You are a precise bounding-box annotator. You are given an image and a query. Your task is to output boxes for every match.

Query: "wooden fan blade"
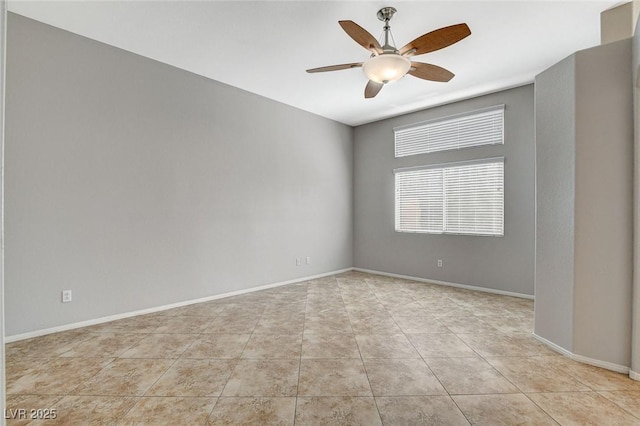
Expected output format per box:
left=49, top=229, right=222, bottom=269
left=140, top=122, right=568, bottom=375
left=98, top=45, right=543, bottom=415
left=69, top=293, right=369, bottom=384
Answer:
left=400, top=23, right=471, bottom=57
left=339, top=20, right=383, bottom=54
left=365, top=80, right=384, bottom=98
left=306, top=63, right=363, bottom=73
left=409, top=62, right=455, bottom=82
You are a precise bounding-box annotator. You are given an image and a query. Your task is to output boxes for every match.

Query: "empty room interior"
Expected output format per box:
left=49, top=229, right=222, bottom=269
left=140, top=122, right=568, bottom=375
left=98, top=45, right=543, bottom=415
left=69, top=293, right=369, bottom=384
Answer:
left=2, top=0, right=640, bottom=424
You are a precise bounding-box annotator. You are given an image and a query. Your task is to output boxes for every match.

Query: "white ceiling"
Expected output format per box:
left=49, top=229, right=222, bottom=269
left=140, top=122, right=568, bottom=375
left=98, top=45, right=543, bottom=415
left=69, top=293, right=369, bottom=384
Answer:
left=8, top=0, right=621, bottom=126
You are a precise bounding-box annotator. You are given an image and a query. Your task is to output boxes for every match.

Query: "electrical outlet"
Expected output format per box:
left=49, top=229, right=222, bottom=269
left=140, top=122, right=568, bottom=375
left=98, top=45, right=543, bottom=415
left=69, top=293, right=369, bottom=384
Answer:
left=296, top=258, right=301, bottom=266
left=437, top=259, right=443, bottom=268
left=62, top=290, right=72, bottom=303
left=306, top=256, right=311, bottom=265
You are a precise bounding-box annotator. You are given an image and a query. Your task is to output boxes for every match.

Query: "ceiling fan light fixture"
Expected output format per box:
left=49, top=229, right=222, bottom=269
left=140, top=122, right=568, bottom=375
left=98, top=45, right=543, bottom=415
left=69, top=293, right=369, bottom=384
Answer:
left=363, top=53, right=411, bottom=84
left=306, top=7, right=471, bottom=98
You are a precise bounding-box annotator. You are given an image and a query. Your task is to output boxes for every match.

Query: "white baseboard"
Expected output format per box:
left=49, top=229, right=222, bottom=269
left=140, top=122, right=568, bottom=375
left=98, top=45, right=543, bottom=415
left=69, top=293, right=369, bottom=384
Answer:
left=5, top=267, right=353, bottom=343
left=630, top=370, right=640, bottom=381
left=353, top=267, right=534, bottom=300
left=531, top=333, right=573, bottom=357
left=532, top=333, right=630, bottom=375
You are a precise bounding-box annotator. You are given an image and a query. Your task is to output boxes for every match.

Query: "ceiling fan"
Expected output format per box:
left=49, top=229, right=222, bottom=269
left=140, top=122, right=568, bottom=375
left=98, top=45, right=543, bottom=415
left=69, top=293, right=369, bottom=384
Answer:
left=306, top=7, right=471, bottom=99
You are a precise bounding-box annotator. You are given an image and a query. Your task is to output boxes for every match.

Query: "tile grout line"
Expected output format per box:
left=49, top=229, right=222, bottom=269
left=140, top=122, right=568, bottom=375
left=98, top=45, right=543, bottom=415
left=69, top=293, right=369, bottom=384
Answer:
left=180, top=308, right=223, bottom=424
left=292, top=280, right=310, bottom=425
left=213, top=302, right=264, bottom=405
left=593, top=390, right=640, bottom=421
left=445, top=312, right=558, bottom=425
left=380, top=280, right=474, bottom=424
left=351, top=277, right=384, bottom=424
left=370, top=275, right=491, bottom=425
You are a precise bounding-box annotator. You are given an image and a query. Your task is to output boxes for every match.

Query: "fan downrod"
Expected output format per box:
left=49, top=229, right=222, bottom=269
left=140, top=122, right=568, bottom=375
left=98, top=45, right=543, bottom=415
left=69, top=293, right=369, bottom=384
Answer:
left=377, top=7, right=397, bottom=22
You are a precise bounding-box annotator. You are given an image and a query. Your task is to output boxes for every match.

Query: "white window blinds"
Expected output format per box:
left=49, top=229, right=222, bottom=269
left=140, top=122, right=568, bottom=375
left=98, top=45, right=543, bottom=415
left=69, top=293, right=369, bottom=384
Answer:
left=394, top=168, right=444, bottom=233
left=394, top=105, right=504, bottom=157
left=395, top=158, right=504, bottom=236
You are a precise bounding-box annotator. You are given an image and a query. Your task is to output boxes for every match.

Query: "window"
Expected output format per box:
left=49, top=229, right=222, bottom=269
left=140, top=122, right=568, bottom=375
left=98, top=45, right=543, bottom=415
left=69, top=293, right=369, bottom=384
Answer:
left=394, top=105, right=504, bottom=157
left=395, top=158, right=504, bottom=236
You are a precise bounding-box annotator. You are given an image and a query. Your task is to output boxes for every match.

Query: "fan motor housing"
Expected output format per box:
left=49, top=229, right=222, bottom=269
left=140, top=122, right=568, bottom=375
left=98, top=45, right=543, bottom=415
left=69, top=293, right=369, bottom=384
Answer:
left=377, top=7, right=397, bottom=22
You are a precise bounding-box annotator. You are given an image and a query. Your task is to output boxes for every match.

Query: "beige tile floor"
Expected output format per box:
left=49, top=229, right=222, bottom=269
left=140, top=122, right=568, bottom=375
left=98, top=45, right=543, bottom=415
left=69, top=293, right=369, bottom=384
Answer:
left=5, top=271, right=640, bottom=425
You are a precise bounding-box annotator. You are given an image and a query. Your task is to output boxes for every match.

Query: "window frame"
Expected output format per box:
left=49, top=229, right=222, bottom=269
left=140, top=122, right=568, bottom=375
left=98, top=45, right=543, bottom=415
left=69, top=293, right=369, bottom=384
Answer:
left=394, top=157, right=505, bottom=237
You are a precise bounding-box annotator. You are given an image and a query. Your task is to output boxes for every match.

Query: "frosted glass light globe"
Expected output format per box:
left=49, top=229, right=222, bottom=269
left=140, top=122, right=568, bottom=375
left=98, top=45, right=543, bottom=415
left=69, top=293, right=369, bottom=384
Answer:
left=363, top=53, right=411, bottom=84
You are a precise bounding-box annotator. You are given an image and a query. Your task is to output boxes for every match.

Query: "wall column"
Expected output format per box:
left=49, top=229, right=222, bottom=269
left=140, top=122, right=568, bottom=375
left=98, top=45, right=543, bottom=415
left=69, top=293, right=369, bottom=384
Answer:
left=631, top=13, right=640, bottom=381
left=535, top=39, right=633, bottom=372
left=0, top=0, right=7, bottom=416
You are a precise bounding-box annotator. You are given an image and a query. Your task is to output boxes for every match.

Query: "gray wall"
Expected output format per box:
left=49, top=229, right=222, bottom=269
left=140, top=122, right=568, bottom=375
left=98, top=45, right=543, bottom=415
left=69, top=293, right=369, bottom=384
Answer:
left=535, top=39, right=633, bottom=368
left=633, top=13, right=640, bottom=378
left=0, top=0, right=6, bottom=417
left=573, top=39, right=633, bottom=366
left=5, top=13, right=353, bottom=336
left=534, top=55, right=576, bottom=351
left=354, top=85, right=535, bottom=296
